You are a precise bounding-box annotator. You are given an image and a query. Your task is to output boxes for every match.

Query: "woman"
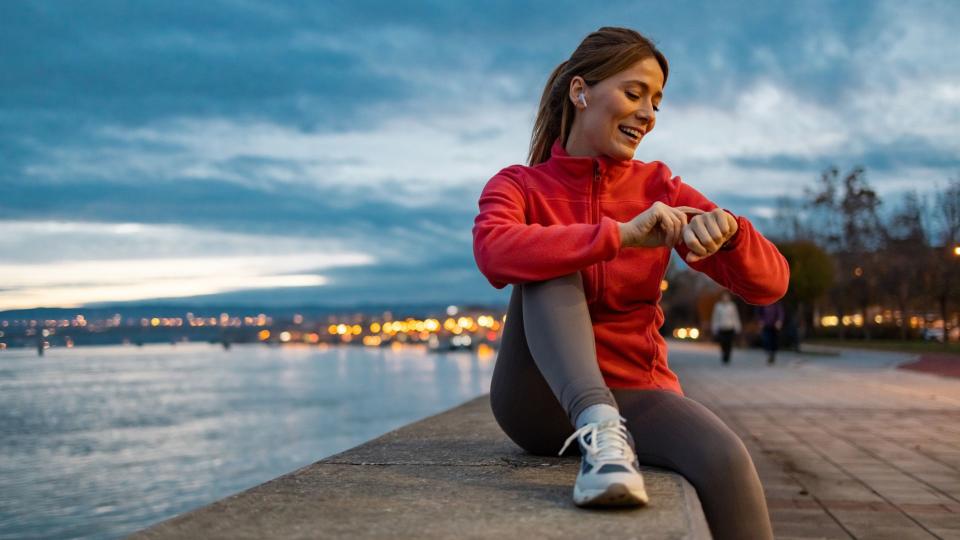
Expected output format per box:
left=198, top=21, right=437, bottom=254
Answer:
left=471, top=27, right=788, bottom=539
left=711, top=291, right=742, bottom=365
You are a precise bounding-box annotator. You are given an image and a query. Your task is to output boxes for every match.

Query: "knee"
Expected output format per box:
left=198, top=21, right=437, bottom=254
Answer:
left=521, top=271, right=582, bottom=292
left=690, top=431, right=757, bottom=486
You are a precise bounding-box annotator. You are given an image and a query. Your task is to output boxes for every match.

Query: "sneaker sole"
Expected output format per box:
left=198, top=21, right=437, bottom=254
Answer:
left=573, top=482, right=649, bottom=507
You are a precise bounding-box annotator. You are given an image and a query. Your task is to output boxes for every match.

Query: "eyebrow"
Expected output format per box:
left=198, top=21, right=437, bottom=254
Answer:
left=623, top=79, right=663, bottom=99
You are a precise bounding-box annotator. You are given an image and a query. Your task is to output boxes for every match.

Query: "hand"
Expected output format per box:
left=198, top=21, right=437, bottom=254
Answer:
left=619, top=202, right=705, bottom=249
left=682, top=208, right=739, bottom=263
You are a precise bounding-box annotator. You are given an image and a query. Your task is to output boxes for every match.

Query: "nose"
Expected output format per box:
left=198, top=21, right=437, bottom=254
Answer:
left=634, top=105, right=653, bottom=127
left=634, top=107, right=653, bottom=126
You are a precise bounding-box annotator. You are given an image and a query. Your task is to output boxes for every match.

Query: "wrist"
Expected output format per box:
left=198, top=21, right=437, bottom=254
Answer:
left=719, top=210, right=741, bottom=251
left=618, top=222, right=634, bottom=248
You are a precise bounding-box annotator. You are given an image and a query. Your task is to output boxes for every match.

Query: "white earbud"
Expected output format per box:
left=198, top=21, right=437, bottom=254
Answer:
left=578, top=92, right=587, bottom=107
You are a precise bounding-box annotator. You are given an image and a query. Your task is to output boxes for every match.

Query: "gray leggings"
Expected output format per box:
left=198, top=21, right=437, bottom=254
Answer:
left=489, top=272, right=774, bottom=540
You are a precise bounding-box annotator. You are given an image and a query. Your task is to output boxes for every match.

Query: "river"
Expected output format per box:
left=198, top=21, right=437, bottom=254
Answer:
left=0, top=342, right=495, bottom=539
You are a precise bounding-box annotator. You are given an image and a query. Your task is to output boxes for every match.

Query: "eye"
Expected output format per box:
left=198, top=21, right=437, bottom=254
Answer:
left=625, top=92, right=639, bottom=100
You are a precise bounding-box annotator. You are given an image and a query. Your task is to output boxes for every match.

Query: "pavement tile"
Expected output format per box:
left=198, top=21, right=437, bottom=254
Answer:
left=771, top=521, right=851, bottom=539
left=667, top=341, right=960, bottom=540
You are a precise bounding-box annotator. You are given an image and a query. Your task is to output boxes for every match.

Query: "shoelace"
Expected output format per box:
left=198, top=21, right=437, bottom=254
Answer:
left=558, top=414, right=633, bottom=460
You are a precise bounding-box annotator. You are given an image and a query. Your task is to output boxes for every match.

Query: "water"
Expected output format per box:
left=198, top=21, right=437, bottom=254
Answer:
left=0, top=342, right=496, bottom=539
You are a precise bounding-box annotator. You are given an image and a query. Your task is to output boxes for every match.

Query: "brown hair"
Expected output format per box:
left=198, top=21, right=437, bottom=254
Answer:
left=527, top=27, right=669, bottom=166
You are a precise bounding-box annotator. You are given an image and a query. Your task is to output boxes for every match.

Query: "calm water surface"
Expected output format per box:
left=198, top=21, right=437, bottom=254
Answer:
left=0, top=342, right=495, bottom=539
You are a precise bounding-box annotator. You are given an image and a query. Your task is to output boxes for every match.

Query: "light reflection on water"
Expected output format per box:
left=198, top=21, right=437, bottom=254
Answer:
left=0, top=342, right=495, bottom=540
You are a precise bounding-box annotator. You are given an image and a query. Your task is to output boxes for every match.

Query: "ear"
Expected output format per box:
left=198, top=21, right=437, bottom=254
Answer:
left=568, top=76, right=586, bottom=107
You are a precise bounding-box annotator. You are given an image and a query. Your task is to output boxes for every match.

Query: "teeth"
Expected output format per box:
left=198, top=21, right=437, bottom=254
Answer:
left=619, top=126, right=641, bottom=139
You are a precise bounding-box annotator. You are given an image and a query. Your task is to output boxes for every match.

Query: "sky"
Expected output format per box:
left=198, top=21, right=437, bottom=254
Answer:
left=1, top=0, right=958, bottom=310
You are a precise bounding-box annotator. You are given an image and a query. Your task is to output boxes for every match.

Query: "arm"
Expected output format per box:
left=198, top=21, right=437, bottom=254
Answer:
left=673, top=181, right=789, bottom=305
left=472, top=171, right=622, bottom=289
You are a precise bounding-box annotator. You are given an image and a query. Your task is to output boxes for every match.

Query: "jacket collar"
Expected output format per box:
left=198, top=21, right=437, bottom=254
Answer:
left=543, top=137, right=635, bottom=184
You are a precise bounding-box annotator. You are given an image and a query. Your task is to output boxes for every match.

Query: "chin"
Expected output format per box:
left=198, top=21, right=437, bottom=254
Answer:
left=608, top=146, right=636, bottom=161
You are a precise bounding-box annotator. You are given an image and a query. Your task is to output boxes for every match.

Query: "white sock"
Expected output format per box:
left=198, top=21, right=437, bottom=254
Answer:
left=575, top=403, right=620, bottom=429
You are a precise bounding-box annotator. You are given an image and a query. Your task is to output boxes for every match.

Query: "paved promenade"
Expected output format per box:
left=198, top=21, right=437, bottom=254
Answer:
left=668, top=340, right=960, bottom=539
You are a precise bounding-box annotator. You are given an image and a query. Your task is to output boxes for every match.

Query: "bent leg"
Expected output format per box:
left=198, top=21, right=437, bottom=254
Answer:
left=520, top=272, right=617, bottom=425
left=489, top=283, right=576, bottom=456
left=489, top=272, right=616, bottom=456
left=611, top=388, right=773, bottom=540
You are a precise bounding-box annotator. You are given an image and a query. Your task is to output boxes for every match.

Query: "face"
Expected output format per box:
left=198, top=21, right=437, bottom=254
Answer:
left=569, top=56, right=664, bottom=161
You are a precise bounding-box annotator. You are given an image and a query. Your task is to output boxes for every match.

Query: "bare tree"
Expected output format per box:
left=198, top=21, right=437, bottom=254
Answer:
left=932, top=175, right=960, bottom=340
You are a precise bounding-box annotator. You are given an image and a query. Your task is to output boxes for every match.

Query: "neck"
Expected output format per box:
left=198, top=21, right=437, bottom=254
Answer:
left=563, top=126, right=597, bottom=158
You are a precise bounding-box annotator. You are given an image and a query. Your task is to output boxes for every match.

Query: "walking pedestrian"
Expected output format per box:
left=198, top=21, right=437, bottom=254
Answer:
left=757, top=301, right=785, bottom=365
left=710, top=291, right=741, bottom=365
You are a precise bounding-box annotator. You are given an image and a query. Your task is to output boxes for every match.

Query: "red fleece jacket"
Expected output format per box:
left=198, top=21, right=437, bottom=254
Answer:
left=472, top=137, right=789, bottom=394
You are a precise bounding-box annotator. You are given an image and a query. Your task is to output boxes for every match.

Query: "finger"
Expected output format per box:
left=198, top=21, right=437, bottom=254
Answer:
left=661, top=205, right=681, bottom=247
left=714, top=210, right=731, bottom=236
left=724, top=211, right=739, bottom=237
left=692, top=217, right=719, bottom=252
left=670, top=208, right=690, bottom=245
left=676, top=206, right=705, bottom=221
left=683, top=225, right=707, bottom=256
left=704, top=213, right=724, bottom=246
left=668, top=213, right=681, bottom=246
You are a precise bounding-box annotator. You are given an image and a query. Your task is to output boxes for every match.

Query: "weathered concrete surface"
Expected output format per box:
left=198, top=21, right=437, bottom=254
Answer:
left=130, top=395, right=711, bottom=539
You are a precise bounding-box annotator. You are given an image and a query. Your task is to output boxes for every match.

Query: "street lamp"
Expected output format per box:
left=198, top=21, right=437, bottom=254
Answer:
left=953, top=245, right=960, bottom=257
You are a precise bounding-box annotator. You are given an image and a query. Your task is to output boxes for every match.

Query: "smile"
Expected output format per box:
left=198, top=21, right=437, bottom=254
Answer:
left=618, top=125, right=642, bottom=143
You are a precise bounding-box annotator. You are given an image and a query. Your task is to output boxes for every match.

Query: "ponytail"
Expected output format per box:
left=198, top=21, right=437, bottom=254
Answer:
left=527, top=60, right=574, bottom=166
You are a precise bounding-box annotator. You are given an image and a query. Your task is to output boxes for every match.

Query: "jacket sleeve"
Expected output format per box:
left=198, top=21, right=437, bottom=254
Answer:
left=672, top=179, right=789, bottom=305
left=472, top=170, right=622, bottom=289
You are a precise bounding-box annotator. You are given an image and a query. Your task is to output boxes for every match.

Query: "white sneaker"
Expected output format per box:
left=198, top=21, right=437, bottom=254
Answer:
left=558, top=415, right=649, bottom=507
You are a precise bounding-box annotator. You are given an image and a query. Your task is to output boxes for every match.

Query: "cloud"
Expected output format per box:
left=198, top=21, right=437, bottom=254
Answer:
left=22, top=99, right=531, bottom=203
left=0, top=220, right=382, bottom=309
left=2, top=0, right=959, bottom=309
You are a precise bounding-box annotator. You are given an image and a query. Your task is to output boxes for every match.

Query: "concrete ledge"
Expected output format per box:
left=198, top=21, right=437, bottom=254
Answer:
left=130, top=395, right=711, bottom=539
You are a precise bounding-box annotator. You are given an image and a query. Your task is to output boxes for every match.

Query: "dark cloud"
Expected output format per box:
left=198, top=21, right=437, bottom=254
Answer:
left=2, top=0, right=956, bottom=308
left=731, top=136, right=960, bottom=174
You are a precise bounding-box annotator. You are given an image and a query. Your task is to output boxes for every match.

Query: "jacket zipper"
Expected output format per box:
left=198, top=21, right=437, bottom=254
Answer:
left=593, top=160, right=603, bottom=303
